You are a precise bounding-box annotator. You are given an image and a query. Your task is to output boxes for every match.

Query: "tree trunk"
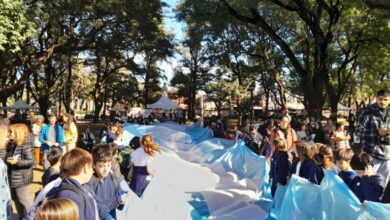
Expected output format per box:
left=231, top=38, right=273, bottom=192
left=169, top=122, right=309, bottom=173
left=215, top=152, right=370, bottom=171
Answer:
left=250, top=90, right=254, bottom=121
left=188, top=68, right=197, bottom=121
left=262, top=48, right=287, bottom=110
left=143, top=70, right=150, bottom=107
left=64, top=16, right=76, bottom=113
left=236, top=96, right=242, bottom=126
left=215, top=102, right=222, bottom=117
left=301, top=73, right=326, bottom=119
left=327, top=84, right=340, bottom=117
left=38, top=97, right=51, bottom=116
left=274, top=73, right=287, bottom=111
left=58, top=91, right=62, bottom=115
left=1, top=97, right=8, bottom=115
left=187, top=89, right=196, bottom=121
left=229, top=94, right=234, bottom=115
left=64, top=52, right=73, bottom=113
left=103, top=89, right=108, bottom=115
left=93, top=48, right=102, bottom=122
left=93, top=99, right=103, bottom=122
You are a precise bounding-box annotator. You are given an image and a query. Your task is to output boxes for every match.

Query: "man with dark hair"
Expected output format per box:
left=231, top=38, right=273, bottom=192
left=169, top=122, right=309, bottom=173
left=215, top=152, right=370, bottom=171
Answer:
left=356, top=89, right=390, bottom=180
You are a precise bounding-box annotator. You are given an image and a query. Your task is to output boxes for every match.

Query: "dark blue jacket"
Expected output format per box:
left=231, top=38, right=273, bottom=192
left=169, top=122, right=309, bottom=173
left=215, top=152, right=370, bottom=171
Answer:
left=106, top=131, right=117, bottom=144
left=56, top=178, right=98, bottom=220
left=382, top=181, right=390, bottom=203
left=316, top=164, right=339, bottom=184
left=39, top=124, right=64, bottom=152
left=338, top=170, right=356, bottom=190
left=352, top=174, right=385, bottom=202
left=270, top=151, right=291, bottom=196
left=41, top=167, right=60, bottom=187
left=298, top=159, right=318, bottom=184
left=87, top=174, right=122, bottom=219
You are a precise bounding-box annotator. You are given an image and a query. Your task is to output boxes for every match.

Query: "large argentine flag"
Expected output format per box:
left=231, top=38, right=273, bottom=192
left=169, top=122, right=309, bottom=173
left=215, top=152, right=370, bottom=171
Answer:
left=117, top=123, right=390, bottom=220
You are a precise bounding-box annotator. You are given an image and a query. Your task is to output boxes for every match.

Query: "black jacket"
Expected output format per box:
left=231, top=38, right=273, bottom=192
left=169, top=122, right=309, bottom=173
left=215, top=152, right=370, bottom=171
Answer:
left=5, top=141, right=34, bottom=188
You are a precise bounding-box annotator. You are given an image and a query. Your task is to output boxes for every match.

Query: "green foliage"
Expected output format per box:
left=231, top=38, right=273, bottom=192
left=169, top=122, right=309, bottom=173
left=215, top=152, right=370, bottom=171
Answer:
left=0, top=0, right=36, bottom=53
left=176, top=0, right=390, bottom=115
left=204, top=80, right=234, bottom=111
left=106, top=72, right=139, bottom=106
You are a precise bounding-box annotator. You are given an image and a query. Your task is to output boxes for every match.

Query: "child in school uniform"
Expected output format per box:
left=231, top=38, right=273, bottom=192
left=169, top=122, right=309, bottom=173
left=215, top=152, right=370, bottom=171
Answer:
left=130, top=134, right=161, bottom=197
left=88, top=144, right=127, bottom=219
left=335, top=148, right=356, bottom=189
left=350, top=152, right=385, bottom=202
left=269, top=138, right=291, bottom=197
left=316, top=144, right=338, bottom=183
left=54, top=148, right=98, bottom=220
left=290, top=141, right=318, bottom=184
left=41, top=148, right=62, bottom=187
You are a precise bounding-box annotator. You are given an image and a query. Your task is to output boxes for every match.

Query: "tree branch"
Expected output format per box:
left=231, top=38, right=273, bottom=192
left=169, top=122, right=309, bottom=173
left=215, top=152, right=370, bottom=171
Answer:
left=220, top=0, right=257, bottom=25
left=269, top=0, right=299, bottom=11
left=365, top=0, right=390, bottom=9
left=246, top=8, right=307, bottom=76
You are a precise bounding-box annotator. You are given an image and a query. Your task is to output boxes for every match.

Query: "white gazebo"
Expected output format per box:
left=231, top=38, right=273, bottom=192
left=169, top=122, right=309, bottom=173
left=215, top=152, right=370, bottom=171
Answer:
left=337, top=103, right=352, bottom=112
left=147, top=92, right=181, bottom=110
left=3, top=99, right=38, bottom=110
left=109, top=106, right=126, bottom=112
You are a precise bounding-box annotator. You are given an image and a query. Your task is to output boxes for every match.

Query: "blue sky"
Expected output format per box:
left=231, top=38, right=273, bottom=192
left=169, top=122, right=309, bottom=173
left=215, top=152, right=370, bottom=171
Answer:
left=159, top=0, right=185, bottom=84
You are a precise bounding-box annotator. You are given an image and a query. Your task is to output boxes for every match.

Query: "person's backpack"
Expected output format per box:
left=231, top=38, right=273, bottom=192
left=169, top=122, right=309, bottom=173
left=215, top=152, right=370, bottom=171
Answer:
left=27, top=180, right=87, bottom=220
left=49, top=183, right=87, bottom=207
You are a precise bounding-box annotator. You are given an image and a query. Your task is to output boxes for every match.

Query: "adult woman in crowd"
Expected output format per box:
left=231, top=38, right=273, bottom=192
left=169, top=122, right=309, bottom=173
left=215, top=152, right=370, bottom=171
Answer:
left=5, top=123, right=34, bottom=220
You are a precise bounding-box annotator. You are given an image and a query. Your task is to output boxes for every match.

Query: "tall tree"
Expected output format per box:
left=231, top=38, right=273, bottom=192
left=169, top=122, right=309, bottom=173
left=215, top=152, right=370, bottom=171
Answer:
left=204, top=80, right=234, bottom=116
left=219, top=0, right=389, bottom=116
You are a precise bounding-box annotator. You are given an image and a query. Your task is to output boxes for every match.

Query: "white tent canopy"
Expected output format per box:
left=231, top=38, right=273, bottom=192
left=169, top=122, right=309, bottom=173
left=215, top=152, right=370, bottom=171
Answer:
left=110, top=106, right=126, bottom=112
left=147, top=92, right=181, bottom=110
left=338, top=103, right=352, bottom=111
left=3, top=99, right=37, bottom=110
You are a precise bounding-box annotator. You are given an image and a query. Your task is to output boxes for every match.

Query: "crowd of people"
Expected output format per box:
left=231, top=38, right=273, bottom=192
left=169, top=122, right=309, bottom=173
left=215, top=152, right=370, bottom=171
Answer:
left=0, top=112, right=162, bottom=220
left=0, top=88, right=390, bottom=219
left=203, top=89, right=390, bottom=204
